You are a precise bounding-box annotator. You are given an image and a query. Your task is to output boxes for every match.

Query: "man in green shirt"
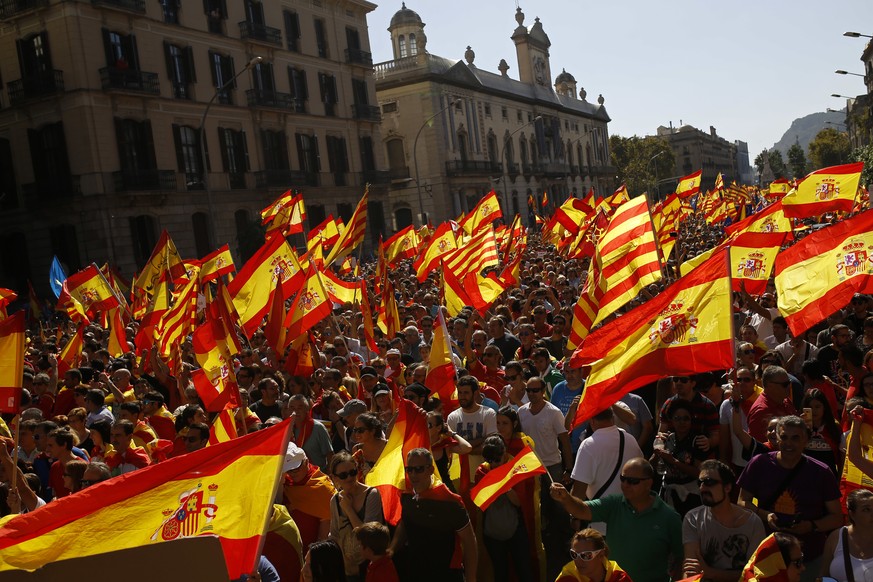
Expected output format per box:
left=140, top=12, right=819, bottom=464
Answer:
left=550, top=457, right=683, bottom=582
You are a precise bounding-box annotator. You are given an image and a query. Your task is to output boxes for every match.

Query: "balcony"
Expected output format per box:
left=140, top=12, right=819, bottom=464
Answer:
left=8, top=70, right=64, bottom=105
left=228, top=172, right=247, bottom=190
left=0, top=0, right=48, bottom=20
left=112, top=170, right=176, bottom=192
left=91, top=0, right=145, bottom=13
left=247, top=89, right=293, bottom=109
left=345, top=48, right=373, bottom=66
left=445, top=160, right=501, bottom=176
left=361, top=170, right=390, bottom=185
left=255, top=169, right=318, bottom=189
left=540, top=162, right=570, bottom=177
left=99, top=67, right=160, bottom=94
left=22, top=175, right=80, bottom=201
left=589, top=164, right=618, bottom=177
left=352, top=104, right=381, bottom=121
left=238, top=21, right=282, bottom=46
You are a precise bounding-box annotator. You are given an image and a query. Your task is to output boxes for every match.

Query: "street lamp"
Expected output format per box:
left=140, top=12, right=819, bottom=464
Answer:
left=499, top=115, right=543, bottom=214
left=198, top=55, right=263, bottom=250
left=835, top=70, right=866, bottom=77
left=826, top=121, right=848, bottom=129
left=412, top=98, right=461, bottom=227
left=844, top=32, right=873, bottom=38
left=831, top=94, right=855, bottom=99
left=648, top=150, right=665, bottom=200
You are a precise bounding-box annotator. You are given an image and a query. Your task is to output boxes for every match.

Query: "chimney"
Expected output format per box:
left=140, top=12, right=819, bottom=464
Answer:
left=710, top=126, right=717, bottom=137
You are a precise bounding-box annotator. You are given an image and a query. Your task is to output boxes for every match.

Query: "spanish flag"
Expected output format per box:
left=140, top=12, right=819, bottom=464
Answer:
left=459, top=191, right=502, bottom=235
left=283, top=267, right=332, bottom=341
left=714, top=172, right=724, bottom=191
left=0, top=421, right=292, bottom=578
left=377, top=279, right=402, bottom=337
left=133, top=230, right=186, bottom=297
left=200, top=244, right=236, bottom=283
left=0, top=312, right=24, bottom=414
left=424, top=311, right=457, bottom=406
left=741, top=534, right=792, bottom=582
left=106, top=307, right=128, bottom=357
left=208, top=408, right=239, bottom=445
left=724, top=201, right=792, bottom=239
left=58, top=264, right=121, bottom=319
left=570, top=250, right=733, bottom=426
left=191, top=315, right=241, bottom=412
left=384, top=225, right=421, bottom=265
left=775, top=209, right=873, bottom=335
left=365, top=399, right=429, bottom=524
left=56, top=324, right=84, bottom=378
left=470, top=445, right=546, bottom=510
left=228, top=234, right=304, bottom=337
left=321, top=269, right=360, bottom=305
left=676, top=170, right=702, bottom=199
left=413, top=222, right=457, bottom=282
left=729, top=232, right=787, bottom=295
left=782, top=162, right=864, bottom=219
left=768, top=178, right=791, bottom=197
left=307, top=214, right=343, bottom=250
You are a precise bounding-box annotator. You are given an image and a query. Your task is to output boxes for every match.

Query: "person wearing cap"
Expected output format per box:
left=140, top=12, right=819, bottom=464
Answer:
left=403, top=383, right=430, bottom=408
left=357, top=366, right=379, bottom=405
left=372, top=384, right=395, bottom=427
left=337, top=399, right=368, bottom=451
left=282, top=442, right=336, bottom=552
left=385, top=350, right=406, bottom=386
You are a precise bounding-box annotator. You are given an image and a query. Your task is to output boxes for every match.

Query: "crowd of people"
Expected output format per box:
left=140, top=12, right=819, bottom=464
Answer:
left=3, top=211, right=873, bottom=582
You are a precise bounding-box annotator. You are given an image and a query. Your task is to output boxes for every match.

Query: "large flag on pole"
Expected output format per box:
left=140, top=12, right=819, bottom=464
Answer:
left=49, top=256, right=67, bottom=299
left=570, top=251, right=734, bottom=426
left=775, top=210, right=873, bottom=335
left=424, top=310, right=457, bottom=405
left=0, top=421, right=292, bottom=578
left=781, top=162, right=864, bottom=219
left=675, top=170, right=702, bottom=199
left=0, top=311, right=25, bottom=414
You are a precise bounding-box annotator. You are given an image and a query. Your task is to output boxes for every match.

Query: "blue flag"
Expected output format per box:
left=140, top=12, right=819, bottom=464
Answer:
left=49, top=256, right=67, bottom=299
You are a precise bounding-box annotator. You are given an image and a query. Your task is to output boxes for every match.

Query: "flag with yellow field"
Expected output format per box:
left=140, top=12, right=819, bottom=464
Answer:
left=676, top=170, right=702, bottom=199
left=0, top=421, right=292, bottom=579
left=782, top=162, right=863, bottom=219
left=570, top=250, right=733, bottom=426
left=0, top=312, right=24, bottom=414
left=470, top=445, right=546, bottom=510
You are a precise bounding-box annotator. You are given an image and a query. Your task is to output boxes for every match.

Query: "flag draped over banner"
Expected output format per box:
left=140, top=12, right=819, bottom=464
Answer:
left=470, top=446, right=546, bottom=510
left=0, top=421, right=292, bottom=578
left=775, top=210, right=873, bottom=335
left=782, top=162, right=864, bottom=218
left=570, top=251, right=734, bottom=426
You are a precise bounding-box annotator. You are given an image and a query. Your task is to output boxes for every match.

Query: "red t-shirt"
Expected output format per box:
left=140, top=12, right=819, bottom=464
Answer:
left=366, top=555, right=399, bottom=582
left=49, top=460, right=70, bottom=498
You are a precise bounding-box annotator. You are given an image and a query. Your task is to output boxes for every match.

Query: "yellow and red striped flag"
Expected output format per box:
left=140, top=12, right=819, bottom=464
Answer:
left=470, top=445, right=546, bottom=510
left=413, top=222, right=457, bottom=282
left=377, top=279, right=402, bottom=338
left=740, top=534, right=791, bottom=582
left=384, top=225, right=421, bottom=265
left=359, top=283, right=378, bottom=354
left=775, top=209, right=873, bottom=335
left=263, top=279, right=288, bottom=355
left=156, top=275, right=199, bottom=358
left=365, top=400, right=430, bottom=524
left=676, top=170, right=702, bottom=199
left=200, top=244, right=236, bottom=283
left=0, top=312, right=24, bottom=414
left=321, top=269, right=360, bottom=305
left=459, top=191, right=502, bottom=235
left=724, top=200, right=792, bottom=239
left=0, top=421, right=292, bottom=579
left=106, top=307, right=128, bottom=358
left=782, top=162, right=864, bottom=219
left=192, top=313, right=241, bottom=412
left=324, top=190, right=369, bottom=265
left=566, top=195, right=662, bottom=349
left=424, top=311, right=457, bottom=405
left=208, top=408, right=239, bottom=446
left=714, top=172, right=724, bottom=191
left=56, top=324, right=84, bottom=378
left=570, top=250, right=733, bottom=426
left=283, top=267, right=332, bottom=342
left=442, top=226, right=499, bottom=278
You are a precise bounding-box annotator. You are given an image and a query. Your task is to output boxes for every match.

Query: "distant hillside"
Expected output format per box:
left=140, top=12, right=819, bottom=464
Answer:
left=771, top=109, right=846, bottom=156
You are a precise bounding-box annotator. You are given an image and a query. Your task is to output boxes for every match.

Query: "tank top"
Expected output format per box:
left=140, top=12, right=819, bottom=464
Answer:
left=830, top=527, right=873, bottom=582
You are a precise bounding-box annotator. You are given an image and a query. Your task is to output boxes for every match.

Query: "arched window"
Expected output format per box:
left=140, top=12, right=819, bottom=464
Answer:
left=398, top=35, right=407, bottom=58
left=409, top=33, right=417, bottom=55
left=129, top=215, right=158, bottom=268
left=519, top=139, right=528, bottom=168
left=504, top=137, right=514, bottom=171
left=458, top=131, right=469, bottom=161
left=394, top=207, right=413, bottom=230
left=486, top=133, right=498, bottom=166
left=192, top=212, right=212, bottom=257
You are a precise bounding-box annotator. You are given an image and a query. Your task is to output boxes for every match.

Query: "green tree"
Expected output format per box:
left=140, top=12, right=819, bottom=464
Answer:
left=852, top=144, right=873, bottom=190
left=787, top=143, right=807, bottom=179
left=808, top=128, right=851, bottom=170
left=609, top=135, right=674, bottom=197
left=753, top=149, right=786, bottom=179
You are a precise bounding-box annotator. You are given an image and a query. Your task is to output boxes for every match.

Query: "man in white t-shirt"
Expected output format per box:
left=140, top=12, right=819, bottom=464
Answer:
left=518, top=376, right=573, bottom=481
left=446, top=375, right=497, bottom=481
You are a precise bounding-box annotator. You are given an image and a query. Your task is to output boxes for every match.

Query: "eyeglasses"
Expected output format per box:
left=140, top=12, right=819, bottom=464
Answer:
left=352, top=427, right=369, bottom=434
left=525, top=387, right=543, bottom=394
left=697, top=477, right=721, bottom=487
left=672, top=377, right=691, bottom=383
left=736, top=377, right=754, bottom=383
left=404, top=465, right=430, bottom=474
left=787, top=554, right=804, bottom=569
left=333, top=469, right=357, bottom=480
left=570, top=549, right=602, bottom=561
left=619, top=475, right=650, bottom=485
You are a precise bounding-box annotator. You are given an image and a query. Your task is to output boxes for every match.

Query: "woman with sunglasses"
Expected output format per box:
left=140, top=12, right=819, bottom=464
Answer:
left=801, top=389, right=843, bottom=476
left=556, top=528, right=632, bottom=582
left=652, top=400, right=707, bottom=517
left=351, top=413, right=387, bottom=479
left=427, top=410, right=472, bottom=493
left=737, top=342, right=758, bottom=372
left=328, top=451, right=384, bottom=582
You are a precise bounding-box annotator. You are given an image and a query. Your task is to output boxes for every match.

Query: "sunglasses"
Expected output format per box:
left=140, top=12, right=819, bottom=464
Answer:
left=352, top=427, right=369, bottom=434
left=80, top=479, right=95, bottom=487
left=405, top=465, right=429, bottom=474
left=619, top=475, right=649, bottom=485
left=697, top=477, right=721, bottom=487
left=570, top=549, right=602, bottom=561
left=333, top=469, right=357, bottom=480
left=787, top=555, right=804, bottom=569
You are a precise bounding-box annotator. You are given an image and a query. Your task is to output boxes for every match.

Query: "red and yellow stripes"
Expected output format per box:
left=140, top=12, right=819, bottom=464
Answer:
left=470, top=446, right=546, bottom=510
left=782, top=162, right=863, bottom=219
left=325, top=189, right=369, bottom=264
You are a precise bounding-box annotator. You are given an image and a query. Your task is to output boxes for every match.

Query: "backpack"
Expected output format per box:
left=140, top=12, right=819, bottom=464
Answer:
left=483, top=494, right=520, bottom=541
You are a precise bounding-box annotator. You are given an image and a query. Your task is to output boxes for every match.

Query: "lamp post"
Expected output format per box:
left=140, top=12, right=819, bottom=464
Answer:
left=835, top=70, right=866, bottom=77
left=499, top=115, right=542, bottom=214
left=831, top=94, right=855, bottom=99
left=826, top=121, right=848, bottom=129
left=198, top=55, right=263, bottom=250
left=844, top=32, right=873, bottom=38
left=412, top=98, right=461, bottom=227
left=648, top=150, right=665, bottom=201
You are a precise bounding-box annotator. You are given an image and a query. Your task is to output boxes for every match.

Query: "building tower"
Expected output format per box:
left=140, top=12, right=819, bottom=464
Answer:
left=388, top=2, right=426, bottom=59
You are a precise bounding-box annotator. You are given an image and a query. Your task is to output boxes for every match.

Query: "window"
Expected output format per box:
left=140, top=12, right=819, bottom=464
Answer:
left=307, top=205, right=326, bottom=230
left=218, top=127, right=248, bottom=189
left=517, top=110, right=522, bottom=122
left=359, top=136, right=376, bottom=172
left=27, top=122, right=72, bottom=196
left=203, top=0, right=227, bottom=34
left=409, top=33, right=417, bottom=55
left=244, top=0, right=265, bottom=25
left=487, top=134, right=498, bottom=165
left=129, top=215, right=158, bottom=268
left=114, top=118, right=157, bottom=177
left=484, top=103, right=491, bottom=118
left=352, top=78, right=368, bottom=106
left=398, top=35, right=406, bottom=58
left=346, top=27, right=361, bottom=51
left=288, top=67, right=308, bottom=112
left=382, top=102, right=397, bottom=113
left=160, top=0, right=180, bottom=24
left=172, top=124, right=204, bottom=190
left=394, top=208, right=413, bottom=230
left=368, top=200, right=385, bottom=242
left=314, top=19, right=328, bottom=58
left=261, top=130, right=289, bottom=171
left=0, top=139, right=18, bottom=211
left=17, top=32, right=52, bottom=78
left=296, top=133, right=319, bottom=176
left=49, top=225, right=81, bottom=273
left=386, top=138, right=405, bottom=175
left=318, top=73, right=337, bottom=116
left=251, top=61, right=275, bottom=94
left=519, top=139, right=528, bottom=167
left=284, top=11, right=301, bottom=52
left=336, top=202, right=353, bottom=223
left=192, top=212, right=212, bottom=257
left=326, top=136, right=348, bottom=186
left=163, top=43, right=195, bottom=99
left=209, top=51, right=235, bottom=104
left=501, top=106, right=508, bottom=120
left=102, top=29, right=139, bottom=70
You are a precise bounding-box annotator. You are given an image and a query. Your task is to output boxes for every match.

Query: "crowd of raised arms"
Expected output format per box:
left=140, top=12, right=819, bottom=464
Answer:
left=4, top=206, right=873, bottom=582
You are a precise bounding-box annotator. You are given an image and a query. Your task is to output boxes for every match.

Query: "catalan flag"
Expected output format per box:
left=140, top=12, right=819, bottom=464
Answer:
left=470, top=445, right=546, bottom=510
left=200, top=244, right=236, bottom=283
left=676, top=170, right=702, bottom=199
left=781, top=162, right=863, bottom=219
left=714, top=172, right=724, bottom=191
left=566, top=196, right=662, bottom=349
left=324, top=189, right=369, bottom=265
left=774, top=210, right=873, bottom=335
left=377, top=278, right=402, bottom=338
left=570, top=251, right=733, bottom=426
left=208, top=408, right=239, bottom=446
left=0, top=421, right=292, bottom=579
left=442, top=226, right=499, bottom=278
left=359, top=282, right=378, bottom=354
left=156, top=275, right=199, bottom=358
left=740, top=534, right=791, bottom=582
left=0, top=312, right=25, bottom=414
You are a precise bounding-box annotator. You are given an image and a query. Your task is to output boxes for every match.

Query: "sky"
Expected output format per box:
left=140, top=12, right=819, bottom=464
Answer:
left=365, top=0, right=873, bottom=158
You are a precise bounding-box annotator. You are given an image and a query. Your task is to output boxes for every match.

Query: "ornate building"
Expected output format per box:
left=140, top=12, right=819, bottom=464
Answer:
left=654, top=124, right=740, bottom=193
left=0, top=0, right=386, bottom=295
left=846, top=38, right=873, bottom=151
left=373, top=4, right=615, bottom=229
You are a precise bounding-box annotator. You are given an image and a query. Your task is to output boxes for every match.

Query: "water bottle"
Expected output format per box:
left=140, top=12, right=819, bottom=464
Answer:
left=653, top=436, right=667, bottom=476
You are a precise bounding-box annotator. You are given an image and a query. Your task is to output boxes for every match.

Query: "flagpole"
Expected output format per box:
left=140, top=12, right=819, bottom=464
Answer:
left=92, top=262, right=132, bottom=319
left=10, top=417, right=20, bottom=495
left=642, top=192, right=670, bottom=282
